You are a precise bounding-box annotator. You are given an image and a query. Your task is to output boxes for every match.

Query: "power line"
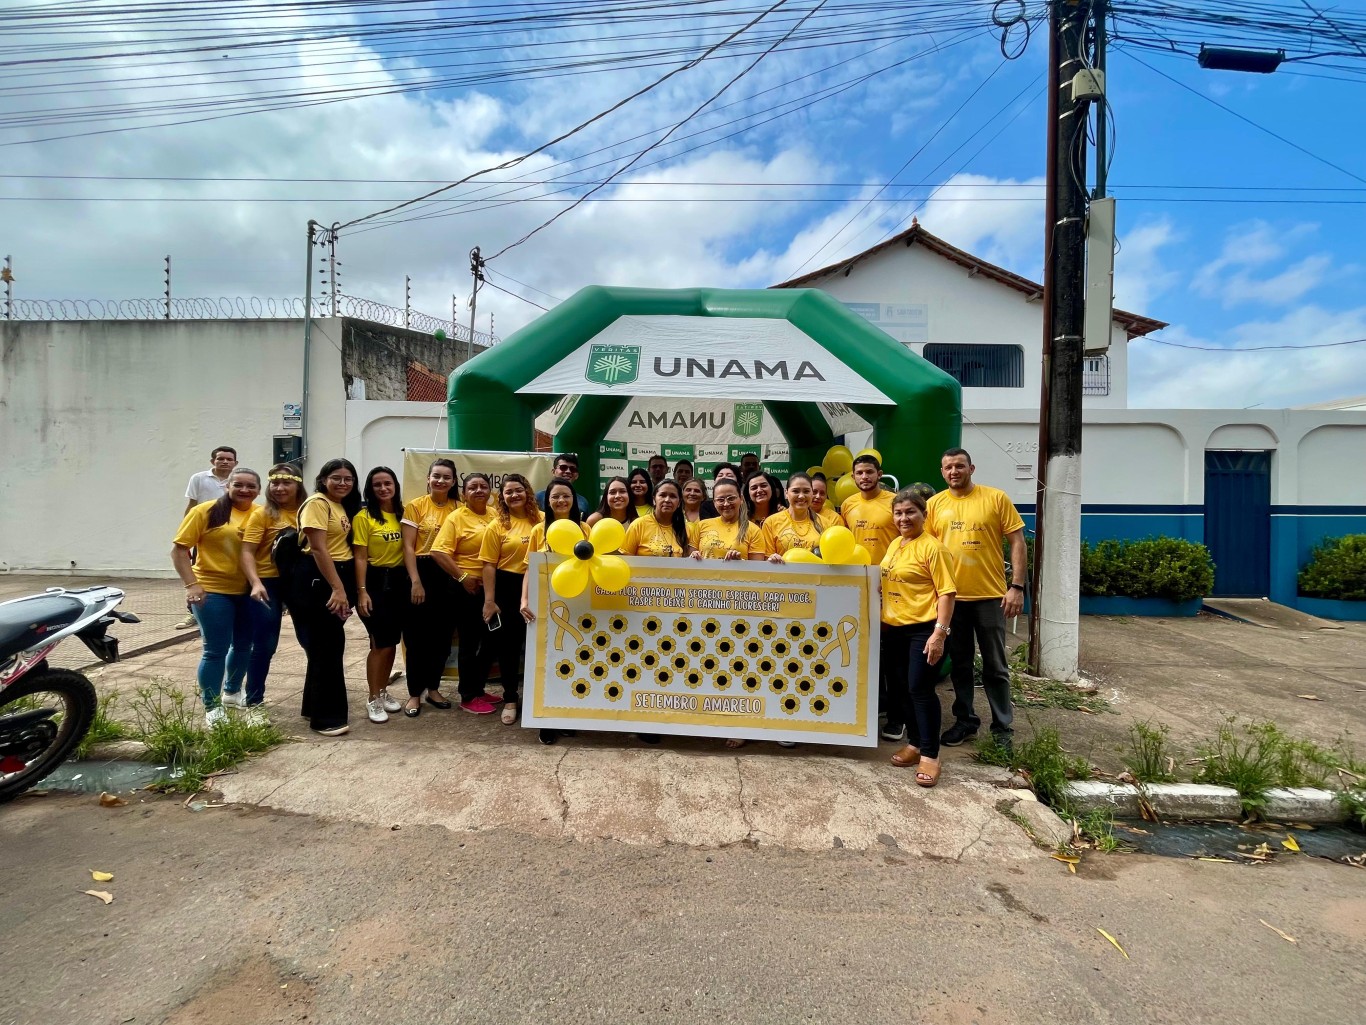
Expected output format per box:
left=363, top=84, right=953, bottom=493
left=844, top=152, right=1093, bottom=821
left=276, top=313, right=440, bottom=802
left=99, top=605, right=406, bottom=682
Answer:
left=481, top=277, right=550, bottom=312
left=1141, top=336, right=1366, bottom=353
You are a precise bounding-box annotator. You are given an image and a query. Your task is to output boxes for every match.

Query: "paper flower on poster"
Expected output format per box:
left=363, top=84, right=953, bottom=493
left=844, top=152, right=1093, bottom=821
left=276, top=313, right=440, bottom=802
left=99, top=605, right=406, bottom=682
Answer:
left=781, top=525, right=870, bottom=567
left=547, top=518, right=631, bottom=597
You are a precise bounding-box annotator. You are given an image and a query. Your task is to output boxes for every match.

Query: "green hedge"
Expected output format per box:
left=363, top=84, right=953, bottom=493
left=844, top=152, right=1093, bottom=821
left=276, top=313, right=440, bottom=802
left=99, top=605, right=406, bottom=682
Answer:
left=1079, top=537, right=1215, bottom=603
left=1298, top=534, right=1366, bottom=601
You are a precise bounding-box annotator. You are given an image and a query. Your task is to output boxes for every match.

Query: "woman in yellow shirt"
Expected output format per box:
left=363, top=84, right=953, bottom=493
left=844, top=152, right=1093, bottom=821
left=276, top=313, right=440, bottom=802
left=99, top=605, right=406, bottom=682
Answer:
left=431, top=472, right=498, bottom=715
left=810, top=473, right=842, bottom=530
left=353, top=467, right=409, bottom=725
left=879, top=488, right=957, bottom=786
left=760, top=473, right=821, bottom=562
left=621, top=479, right=696, bottom=558
left=585, top=476, right=637, bottom=534
left=681, top=478, right=707, bottom=524
left=400, top=457, right=460, bottom=714
left=627, top=467, right=655, bottom=519
left=480, top=473, right=542, bottom=725
left=237, top=462, right=305, bottom=718
left=171, top=468, right=260, bottom=728
left=295, top=458, right=362, bottom=736
left=690, top=479, right=765, bottom=562
left=743, top=471, right=786, bottom=529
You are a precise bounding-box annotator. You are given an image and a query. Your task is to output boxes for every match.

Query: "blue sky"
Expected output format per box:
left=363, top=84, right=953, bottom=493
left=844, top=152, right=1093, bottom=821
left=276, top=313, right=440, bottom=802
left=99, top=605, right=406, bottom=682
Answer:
left=4, top=0, right=1365, bottom=407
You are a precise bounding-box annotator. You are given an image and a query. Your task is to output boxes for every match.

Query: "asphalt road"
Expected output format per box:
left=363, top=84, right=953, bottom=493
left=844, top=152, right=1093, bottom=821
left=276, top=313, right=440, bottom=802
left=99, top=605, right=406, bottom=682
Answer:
left=3, top=793, right=1362, bottom=1025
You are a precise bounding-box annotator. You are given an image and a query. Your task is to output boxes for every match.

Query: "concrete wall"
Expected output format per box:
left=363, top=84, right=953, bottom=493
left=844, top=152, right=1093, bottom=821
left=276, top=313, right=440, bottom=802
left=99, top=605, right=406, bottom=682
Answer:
left=342, top=322, right=478, bottom=401
left=800, top=242, right=1131, bottom=409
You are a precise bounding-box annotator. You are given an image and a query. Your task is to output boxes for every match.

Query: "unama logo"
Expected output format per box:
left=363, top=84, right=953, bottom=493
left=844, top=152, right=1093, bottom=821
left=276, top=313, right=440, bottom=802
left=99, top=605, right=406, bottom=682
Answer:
left=585, top=344, right=640, bottom=387
left=733, top=402, right=764, bottom=438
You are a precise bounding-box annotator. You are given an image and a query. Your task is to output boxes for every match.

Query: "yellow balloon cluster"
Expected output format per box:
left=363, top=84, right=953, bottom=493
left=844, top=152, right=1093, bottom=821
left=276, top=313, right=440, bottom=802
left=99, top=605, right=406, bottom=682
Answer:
left=547, top=519, right=632, bottom=598
left=782, top=525, right=872, bottom=567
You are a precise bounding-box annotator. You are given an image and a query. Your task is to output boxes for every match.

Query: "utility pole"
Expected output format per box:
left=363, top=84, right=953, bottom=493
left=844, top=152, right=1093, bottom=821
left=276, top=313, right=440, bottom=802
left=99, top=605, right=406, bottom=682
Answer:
left=163, top=255, right=172, bottom=320
left=467, top=246, right=484, bottom=364
left=326, top=226, right=340, bottom=318
left=404, top=274, right=411, bottom=329
left=1030, top=0, right=1093, bottom=680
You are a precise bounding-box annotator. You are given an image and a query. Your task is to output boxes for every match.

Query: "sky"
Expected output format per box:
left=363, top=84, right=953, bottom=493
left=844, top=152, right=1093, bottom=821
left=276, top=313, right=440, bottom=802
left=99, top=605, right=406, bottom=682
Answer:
left=4, top=0, right=1366, bottom=408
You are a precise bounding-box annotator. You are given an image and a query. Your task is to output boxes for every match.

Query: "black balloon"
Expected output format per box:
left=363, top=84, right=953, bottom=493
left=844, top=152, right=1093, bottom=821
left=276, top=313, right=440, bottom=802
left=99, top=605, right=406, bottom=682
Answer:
left=573, top=540, right=595, bottom=560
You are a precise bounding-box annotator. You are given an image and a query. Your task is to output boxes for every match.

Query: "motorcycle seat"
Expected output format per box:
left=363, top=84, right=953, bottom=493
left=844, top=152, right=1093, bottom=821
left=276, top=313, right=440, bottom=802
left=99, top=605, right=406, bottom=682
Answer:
left=0, top=595, right=86, bottom=662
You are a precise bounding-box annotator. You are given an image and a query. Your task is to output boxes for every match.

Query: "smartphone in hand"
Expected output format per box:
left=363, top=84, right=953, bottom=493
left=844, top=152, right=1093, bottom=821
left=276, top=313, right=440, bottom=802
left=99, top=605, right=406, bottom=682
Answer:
left=487, top=612, right=502, bottom=632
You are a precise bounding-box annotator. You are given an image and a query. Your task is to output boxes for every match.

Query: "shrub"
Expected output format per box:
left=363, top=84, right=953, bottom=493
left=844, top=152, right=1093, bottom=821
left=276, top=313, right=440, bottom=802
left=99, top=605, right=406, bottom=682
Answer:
left=1079, top=537, right=1214, bottom=602
left=1298, top=534, right=1366, bottom=601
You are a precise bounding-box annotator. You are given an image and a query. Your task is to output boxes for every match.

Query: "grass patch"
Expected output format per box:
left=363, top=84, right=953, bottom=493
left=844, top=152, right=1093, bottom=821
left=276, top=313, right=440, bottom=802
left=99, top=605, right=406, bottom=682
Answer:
left=1193, top=719, right=1308, bottom=818
left=976, top=725, right=1091, bottom=810
left=72, top=691, right=129, bottom=760
left=1124, top=721, right=1177, bottom=783
left=988, top=646, right=1112, bottom=714
left=1074, top=808, right=1125, bottom=853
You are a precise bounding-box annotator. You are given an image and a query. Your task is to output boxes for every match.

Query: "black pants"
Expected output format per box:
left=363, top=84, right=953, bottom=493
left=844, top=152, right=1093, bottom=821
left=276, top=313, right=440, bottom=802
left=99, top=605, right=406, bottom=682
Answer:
left=294, top=557, right=356, bottom=731
left=359, top=564, right=410, bottom=649
left=404, top=556, right=456, bottom=698
left=488, top=569, right=527, bottom=704
left=883, top=621, right=942, bottom=758
left=947, top=598, right=1014, bottom=735
left=452, top=580, right=492, bottom=701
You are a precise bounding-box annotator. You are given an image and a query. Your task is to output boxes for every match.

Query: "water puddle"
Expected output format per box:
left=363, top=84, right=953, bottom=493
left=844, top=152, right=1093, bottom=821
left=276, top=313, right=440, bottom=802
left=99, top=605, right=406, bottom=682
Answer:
left=1116, top=818, right=1365, bottom=864
left=37, top=759, right=169, bottom=794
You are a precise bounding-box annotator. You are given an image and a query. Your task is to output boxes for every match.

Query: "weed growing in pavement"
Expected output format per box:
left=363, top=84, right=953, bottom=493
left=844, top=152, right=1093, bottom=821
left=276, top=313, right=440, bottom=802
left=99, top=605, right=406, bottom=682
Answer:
left=982, top=646, right=1112, bottom=714
left=1074, top=809, right=1125, bottom=853
left=1124, top=721, right=1177, bottom=783
left=976, top=724, right=1091, bottom=810
left=1193, top=719, right=1292, bottom=817
left=72, top=691, right=128, bottom=760
left=129, top=683, right=201, bottom=765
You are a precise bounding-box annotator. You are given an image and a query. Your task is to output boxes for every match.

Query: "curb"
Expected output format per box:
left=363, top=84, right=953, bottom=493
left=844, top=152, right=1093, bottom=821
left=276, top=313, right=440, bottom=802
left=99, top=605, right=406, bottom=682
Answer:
left=1062, top=780, right=1353, bottom=824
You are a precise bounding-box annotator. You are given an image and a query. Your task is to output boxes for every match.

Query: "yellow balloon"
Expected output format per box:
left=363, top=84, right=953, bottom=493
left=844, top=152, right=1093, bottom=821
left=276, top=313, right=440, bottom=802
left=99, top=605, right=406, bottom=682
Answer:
left=819, top=525, right=856, bottom=564
left=551, top=557, right=591, bottom=597
left=783, top=548, right=821, bottom=564
left=834, top=473, right=859, bottom=504
left=589, top=517, right=626, bottom=555
left=591, top=554, right=631, bottom=592
left=854, top=447, right=882, bottom=465
left=547, top=519, right=585, bottom=557
left=806, top=465, right=823, bottom=477
left=850, top=544, right=872, bottom=565
left=821, top=445, right=853, bottom=478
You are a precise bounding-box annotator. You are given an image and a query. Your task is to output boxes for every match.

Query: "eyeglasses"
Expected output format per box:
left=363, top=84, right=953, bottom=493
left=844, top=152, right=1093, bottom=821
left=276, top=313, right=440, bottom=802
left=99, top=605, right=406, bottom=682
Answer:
left=326, top=476, right=354, bottom=485
left=714, top=496, right=739, bottom=506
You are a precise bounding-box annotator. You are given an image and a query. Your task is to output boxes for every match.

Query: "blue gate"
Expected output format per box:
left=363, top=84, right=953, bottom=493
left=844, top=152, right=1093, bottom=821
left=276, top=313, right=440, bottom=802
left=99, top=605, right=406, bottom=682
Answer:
left=1203, top=451, right=1271, bottom=597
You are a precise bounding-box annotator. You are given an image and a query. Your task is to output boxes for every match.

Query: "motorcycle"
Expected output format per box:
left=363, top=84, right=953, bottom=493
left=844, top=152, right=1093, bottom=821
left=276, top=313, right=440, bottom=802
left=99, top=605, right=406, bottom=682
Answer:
left=0, top=586, right=139, bottom=802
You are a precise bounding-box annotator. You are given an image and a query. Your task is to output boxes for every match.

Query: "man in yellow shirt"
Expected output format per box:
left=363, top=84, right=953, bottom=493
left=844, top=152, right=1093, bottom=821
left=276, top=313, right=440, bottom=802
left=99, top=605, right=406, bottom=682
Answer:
left=840, top=455, right=897, bottom=564
left=925, top=448, right=1027, bottom=749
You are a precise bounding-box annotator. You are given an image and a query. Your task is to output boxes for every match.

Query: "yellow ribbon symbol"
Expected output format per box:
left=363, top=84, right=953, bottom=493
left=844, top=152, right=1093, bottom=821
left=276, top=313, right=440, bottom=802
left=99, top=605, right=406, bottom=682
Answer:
left=819, top=616, right=859, bottom=667
left=548, top=601, right=584, bottom=651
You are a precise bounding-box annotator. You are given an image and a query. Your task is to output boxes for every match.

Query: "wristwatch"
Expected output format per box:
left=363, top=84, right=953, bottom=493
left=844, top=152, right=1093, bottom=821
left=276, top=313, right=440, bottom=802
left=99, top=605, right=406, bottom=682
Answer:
left=934, top=623, right=951, bottom=635
left=1008, top=583, right=1025, bottom=593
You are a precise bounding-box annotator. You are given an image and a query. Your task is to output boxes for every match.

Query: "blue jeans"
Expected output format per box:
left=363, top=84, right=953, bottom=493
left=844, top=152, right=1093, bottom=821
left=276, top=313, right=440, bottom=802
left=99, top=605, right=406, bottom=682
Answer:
left=240, top=577, right=284, bottom=706
left=192, top=591, right=252, bottom=709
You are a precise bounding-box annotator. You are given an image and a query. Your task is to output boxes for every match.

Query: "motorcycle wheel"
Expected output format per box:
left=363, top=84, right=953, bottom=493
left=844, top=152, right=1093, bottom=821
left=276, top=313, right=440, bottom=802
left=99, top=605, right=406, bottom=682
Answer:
left=0, top=669, right=98, bottom=803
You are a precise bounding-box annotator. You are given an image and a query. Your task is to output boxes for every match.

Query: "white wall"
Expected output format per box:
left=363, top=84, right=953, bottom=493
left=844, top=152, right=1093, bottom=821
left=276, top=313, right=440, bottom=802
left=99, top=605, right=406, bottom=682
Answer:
left=0, top=318, right=346, bottom=576
left=347, top=399, right=446, bottom=475
left=799, top=243, right=1132, bottom=409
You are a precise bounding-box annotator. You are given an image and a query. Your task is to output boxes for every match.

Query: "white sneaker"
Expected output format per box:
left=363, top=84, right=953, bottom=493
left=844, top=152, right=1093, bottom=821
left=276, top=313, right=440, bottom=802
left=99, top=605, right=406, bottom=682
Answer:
left=379, top=688, right=402, bottom=713
left=312, top=724, right=350, bottom=737
left=205, top=706, right=229, bottom=729
left=367, top=698, right=389, bottom=724
left=221, top=690, right=247, bottom=709
left=245, top=706, right=269, bottom=726
left=175, top=614, right=198, bottom=630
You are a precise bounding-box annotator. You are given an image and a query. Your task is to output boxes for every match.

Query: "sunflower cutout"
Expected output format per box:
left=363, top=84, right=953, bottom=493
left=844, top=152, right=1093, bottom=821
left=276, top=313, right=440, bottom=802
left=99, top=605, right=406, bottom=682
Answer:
left=555, top=660, right=574, bottom=679
left=799, top=640, right=818, bottom=658
left=733, top=620, right=750, bottom=637
left=684, top=670, right=703, bottom=689
left=572, top=680, right=591, bottom=699
left=687, top=638, right=705, bottom=655
left=658, top=636, right=677, bottom=655
left=744, top=638, right=763, bottom=657
left=768, top=675, right=787, bottom=694
left=780, top=694, right=800, bottom=715
left=716, top=637, right=735, bottom=656
left=575, top=646, right=594, bottom=665
left=623, top=665, right=641, bottom=684
left=813, top=621, right=833, bottom=641
left=742, top=674, right=762, bottom=692
left=642, top=616, right=662, bottom=635
left=701, top=618, right=721, bottom=637
left=609, top=614, right=628, bottom=632
left=592, top=631, right=612, bottom=650
left=655, top=667, right=672, bottom=686
left=713, top=671, right=731, bottom=690
left=809, top=695, right=830, bottom=716
left=700, top=655, right=718, bottom=674
left=641, top=651, right=659, bottom=669
left=591, top=663, right=608, bottom=681
left=757, top=656, right=775, bottom=675
left=624, top=635, right=645, bottom=654
left=606, top=648, right=625, bottom=667
left=578, top=614, right=597, bottom=633
left=786, top=623, right=805, bottom=640
left=772, top=639, right=790, bottom=657
left=828, top=677, right=847, bottom=697
left=673, top=617, right=691, bottom=635
left=730, top=656, right=749, bottom=675
left=785, top=659, right=802, bottom=677
left=795, top=678, right=814, bottom=694
left=757, top=620, right=778, bottom=639
left=812, top=661, right=830, bottom=679
left=671, top=653, right=689, bottom=672
left=605, top=682, right=624, bottom=702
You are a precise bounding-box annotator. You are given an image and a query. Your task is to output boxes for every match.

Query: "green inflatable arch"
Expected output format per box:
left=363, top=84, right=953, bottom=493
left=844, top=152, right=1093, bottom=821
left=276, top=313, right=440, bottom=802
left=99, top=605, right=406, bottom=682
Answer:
left=447, top=286, right=961, bottom=490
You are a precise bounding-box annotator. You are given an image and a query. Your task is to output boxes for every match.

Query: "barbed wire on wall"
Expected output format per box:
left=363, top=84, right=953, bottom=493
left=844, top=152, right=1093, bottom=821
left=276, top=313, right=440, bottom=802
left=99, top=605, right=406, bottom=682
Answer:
left=4, top=294, right=498, bottom=346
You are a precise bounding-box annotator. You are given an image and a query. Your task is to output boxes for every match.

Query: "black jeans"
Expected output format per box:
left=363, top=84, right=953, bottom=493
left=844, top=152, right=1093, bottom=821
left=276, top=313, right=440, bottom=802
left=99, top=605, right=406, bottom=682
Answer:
left=947, top=598, right=1014, bottom=735
left=452, top=580, right=492, bottom=701
left=404, top=556, right=456, bottom=698
left=883, top=622, right=942, bottom=758
left=487, top=569, right=527, bottom=705
left=294, top=557, right=356, bottom=731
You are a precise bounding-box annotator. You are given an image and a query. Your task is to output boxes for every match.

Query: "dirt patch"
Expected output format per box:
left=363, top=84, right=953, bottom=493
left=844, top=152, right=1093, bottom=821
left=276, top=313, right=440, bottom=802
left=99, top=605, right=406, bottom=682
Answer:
left=164, top=954, right=316, bottom=1025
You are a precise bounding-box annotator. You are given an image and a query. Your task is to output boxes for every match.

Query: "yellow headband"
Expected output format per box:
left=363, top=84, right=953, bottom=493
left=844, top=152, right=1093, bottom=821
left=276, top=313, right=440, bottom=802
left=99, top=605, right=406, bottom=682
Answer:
left=269, top=473, right=303, bottom=483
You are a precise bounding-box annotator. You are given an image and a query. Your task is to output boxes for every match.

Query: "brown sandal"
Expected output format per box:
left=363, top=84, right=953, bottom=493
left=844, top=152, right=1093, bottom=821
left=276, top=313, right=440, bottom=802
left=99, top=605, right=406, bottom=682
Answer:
left=890, top=744, right=921, bottom=767
left=724, top=738, right=748, bottom=749
left=915, top=757, right=941, bottom=788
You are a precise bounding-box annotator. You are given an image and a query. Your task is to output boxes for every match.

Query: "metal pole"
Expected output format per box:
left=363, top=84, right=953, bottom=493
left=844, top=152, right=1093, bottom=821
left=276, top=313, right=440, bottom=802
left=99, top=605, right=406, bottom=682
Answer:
left=404, top=275, right=411, bottom=329
left=164, top=255, right=172, bottom=320
left=2, top=255, right=12, bottom=321
left=328, top=227, right=339, bottom=318
left=1092, top=0, right=1108, bottom=199
left=302, top=221, right=319, bottom=466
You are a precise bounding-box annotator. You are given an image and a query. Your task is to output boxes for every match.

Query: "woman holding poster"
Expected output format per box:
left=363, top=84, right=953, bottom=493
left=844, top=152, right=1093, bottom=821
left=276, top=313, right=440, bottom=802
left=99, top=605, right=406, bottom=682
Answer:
left=620, top=479, right=695, bottom=558
left=586, top=476, right=637, bottom=532
left=761, top=473, right=822, bottom=562
left=480, top=474, right=542, bottom=726
left=880, top=488, right=957, bottom=787
left=627, top=468, right=655, bottom=520
left=691, top=479, right=764, bottom=562
left=743, top=471, right=786, bottom=528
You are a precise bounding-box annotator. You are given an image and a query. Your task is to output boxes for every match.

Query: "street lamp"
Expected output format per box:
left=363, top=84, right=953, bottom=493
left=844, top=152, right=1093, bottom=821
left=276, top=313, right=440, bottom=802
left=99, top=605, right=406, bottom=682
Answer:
left=1197, top=45, right=1285, bottom=74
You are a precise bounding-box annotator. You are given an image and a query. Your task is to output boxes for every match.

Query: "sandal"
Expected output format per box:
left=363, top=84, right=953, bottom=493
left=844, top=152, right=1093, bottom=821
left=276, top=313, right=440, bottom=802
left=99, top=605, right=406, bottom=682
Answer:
left=724, top=739, right=747, bottom=749
left=915, top=757, right=941, bottom=788
left=890, top=744, right=921, bottom=768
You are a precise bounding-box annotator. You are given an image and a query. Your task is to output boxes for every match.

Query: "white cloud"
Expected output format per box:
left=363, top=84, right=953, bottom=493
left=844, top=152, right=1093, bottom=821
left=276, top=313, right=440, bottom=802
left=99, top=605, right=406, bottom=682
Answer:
left=1113, top=216, right=1180, bottom=314
left=1191, top=220, right=1331, bottom=308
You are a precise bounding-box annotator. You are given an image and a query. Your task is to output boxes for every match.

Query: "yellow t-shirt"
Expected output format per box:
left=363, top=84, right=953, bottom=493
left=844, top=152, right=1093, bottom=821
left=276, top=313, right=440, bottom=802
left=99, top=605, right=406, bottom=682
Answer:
left=880, top=532, right=957, bottom=627
left=621, top=516, right=697, bottom=558
left=695, top=517, right=764, bottom=560
left=634, top=504, right=653, bottom=520
left=813, top=506, right=841, bottom=530
left=240, top=505, right=298, bottom=580
left=431, top=505, right=495, bottom=574
left=840, top=490, right=897, bottom=564
left=479, top=515, right=540, bottom=573
left=528, top=519, right=590, bottom=553
left=760, top=510, right=821, bottom=557
left=352, top=509, right=404, bottom=568
left=299, top=495, right=352, bottom=561
left=174, top=502, right=253, bottom=594
left=925, top=485, right=1026, bottom=600
left=402, top=495, right=460, bottom=556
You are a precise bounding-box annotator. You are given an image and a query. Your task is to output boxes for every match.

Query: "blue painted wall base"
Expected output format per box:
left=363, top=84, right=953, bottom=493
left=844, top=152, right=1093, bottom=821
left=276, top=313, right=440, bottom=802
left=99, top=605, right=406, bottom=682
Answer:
left=1294, top=597, right=1366, bottom=622
left=1079, top=596, right=1204, bottom=618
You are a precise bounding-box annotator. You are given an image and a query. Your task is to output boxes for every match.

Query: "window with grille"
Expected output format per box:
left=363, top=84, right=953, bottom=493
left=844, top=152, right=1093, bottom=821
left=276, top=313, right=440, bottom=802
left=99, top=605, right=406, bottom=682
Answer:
left=1083, top=355, right=1110, bottom=396
left=922, top=343, right=1024, bottom=388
